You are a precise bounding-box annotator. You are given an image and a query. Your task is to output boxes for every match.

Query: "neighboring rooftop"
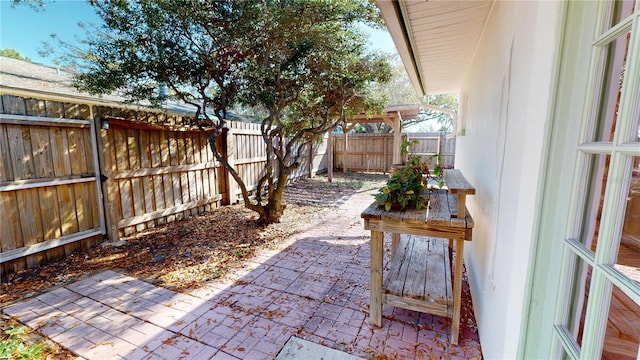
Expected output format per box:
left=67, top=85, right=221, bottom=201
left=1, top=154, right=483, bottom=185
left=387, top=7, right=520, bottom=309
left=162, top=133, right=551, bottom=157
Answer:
left=0, top=55, right=125, bottom=105
left=0, top=56, right=250, bottom=120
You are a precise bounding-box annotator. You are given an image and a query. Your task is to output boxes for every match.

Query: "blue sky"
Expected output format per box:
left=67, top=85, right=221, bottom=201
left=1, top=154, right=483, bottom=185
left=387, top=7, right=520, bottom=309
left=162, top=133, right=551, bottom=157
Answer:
left=0, top=0, right=398, bottom=67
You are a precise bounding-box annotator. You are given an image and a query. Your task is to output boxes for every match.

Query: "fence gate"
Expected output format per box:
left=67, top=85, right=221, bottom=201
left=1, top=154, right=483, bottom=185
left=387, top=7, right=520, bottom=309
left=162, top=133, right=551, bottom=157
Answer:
left=0, top=110, right=105, bottom=273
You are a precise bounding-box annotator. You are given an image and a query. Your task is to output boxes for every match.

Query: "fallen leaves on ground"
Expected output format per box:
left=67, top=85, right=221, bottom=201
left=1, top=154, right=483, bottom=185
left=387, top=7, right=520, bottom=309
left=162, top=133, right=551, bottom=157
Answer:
left=1, top=172, right=386, bottom=306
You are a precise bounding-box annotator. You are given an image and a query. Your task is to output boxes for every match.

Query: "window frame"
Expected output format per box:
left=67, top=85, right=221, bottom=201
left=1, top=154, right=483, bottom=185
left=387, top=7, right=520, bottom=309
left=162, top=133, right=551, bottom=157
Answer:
left=552, top=1, right=640, bottom=359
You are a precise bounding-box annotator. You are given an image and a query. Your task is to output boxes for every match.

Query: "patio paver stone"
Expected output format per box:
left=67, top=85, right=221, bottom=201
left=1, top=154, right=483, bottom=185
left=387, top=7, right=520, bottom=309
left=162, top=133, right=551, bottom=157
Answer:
left=2, top=189, right=481, bottom=359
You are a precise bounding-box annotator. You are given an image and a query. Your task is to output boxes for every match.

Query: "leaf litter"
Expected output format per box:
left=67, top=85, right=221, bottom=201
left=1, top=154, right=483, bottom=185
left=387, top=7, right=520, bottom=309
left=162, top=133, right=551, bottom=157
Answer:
left=1, top=172, right=385, bottom=306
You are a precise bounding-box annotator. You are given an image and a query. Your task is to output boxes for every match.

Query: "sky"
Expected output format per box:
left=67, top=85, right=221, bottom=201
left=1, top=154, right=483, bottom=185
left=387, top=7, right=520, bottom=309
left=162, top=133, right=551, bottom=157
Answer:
left=0, top=0, right=398, bottom=67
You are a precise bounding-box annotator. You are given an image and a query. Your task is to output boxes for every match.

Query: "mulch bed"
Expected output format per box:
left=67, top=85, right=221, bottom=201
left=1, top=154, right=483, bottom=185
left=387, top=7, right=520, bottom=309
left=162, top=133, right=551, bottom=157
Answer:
left=1, top=172, right=386, bottom=307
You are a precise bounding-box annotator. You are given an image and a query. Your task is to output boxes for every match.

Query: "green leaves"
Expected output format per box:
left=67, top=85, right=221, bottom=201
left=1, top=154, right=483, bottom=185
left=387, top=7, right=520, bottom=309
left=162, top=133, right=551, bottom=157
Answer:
left=374, top=164, right=428, bottom=212
left=0, top=325, right=49, bottom=360
left=67, top=0, right=391, bottom=223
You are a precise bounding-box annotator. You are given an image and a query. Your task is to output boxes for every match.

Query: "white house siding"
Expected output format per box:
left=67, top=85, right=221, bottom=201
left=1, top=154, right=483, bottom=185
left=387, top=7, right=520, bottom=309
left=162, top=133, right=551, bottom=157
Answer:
left=455, top=2, right=561, bottom=358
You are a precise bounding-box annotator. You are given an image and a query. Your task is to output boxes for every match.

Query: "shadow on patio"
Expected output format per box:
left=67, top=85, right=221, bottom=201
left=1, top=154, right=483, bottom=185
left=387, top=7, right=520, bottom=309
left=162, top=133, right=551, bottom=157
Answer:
left=2, top=189, right=481, bottom=360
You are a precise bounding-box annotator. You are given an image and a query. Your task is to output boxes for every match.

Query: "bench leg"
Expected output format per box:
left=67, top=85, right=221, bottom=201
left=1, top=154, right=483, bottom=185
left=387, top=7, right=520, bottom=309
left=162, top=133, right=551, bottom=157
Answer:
left=451, top=239, right=464, bottom=345
left=370, top=230, right=383, bottom=327
left=391, top=233, right=400, bottom=258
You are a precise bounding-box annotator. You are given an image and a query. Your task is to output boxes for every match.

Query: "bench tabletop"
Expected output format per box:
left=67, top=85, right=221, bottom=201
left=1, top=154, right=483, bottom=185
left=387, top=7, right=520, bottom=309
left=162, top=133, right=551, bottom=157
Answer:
left=361, top=189, right=473, bottom=229
left=443, top=169, right=475, bottom=195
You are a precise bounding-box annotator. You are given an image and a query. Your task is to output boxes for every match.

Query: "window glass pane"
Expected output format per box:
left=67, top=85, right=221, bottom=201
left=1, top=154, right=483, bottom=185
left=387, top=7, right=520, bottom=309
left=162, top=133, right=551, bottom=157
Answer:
left=603, top=284, right=639, bottom=360
left=617, top=156, right=640, bottom=285
left=594, top=29, right=631, bottom=142
left=578, top=154, right=611, bottom=252
left=609, top=1, right=636, bottom=29
left=565, top=256, right=593, bottom=346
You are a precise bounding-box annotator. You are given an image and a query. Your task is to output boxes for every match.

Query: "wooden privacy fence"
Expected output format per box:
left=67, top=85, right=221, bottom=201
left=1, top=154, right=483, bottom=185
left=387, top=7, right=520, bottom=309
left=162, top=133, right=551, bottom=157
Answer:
left=0, top=94, right=329, bottom=275
left=0, top=93, right=445, bottom=275
left=99, top=118, right=225, bottom=240
left=1, top=98, right=103, bottom=275
left=333, top=132, right=455, bottom=172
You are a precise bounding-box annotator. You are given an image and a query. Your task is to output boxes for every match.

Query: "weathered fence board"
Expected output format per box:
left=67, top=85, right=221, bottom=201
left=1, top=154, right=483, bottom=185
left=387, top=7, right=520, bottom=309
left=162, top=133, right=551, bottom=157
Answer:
left=101, top=120, right=226, bottom=239
left=333, top=132, right=455, bottom=172
left=0, top=98, right=102, bottom=275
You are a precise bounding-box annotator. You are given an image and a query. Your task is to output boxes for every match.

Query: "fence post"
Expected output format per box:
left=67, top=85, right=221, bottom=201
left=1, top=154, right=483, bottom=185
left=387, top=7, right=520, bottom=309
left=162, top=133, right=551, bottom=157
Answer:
left=343, top=129, right=349, bottom=173
left=96, top=116, right=120, bottom=242
left=393, top=116, right=402, bottom=165
left=383, top=136, right=387, bottom=174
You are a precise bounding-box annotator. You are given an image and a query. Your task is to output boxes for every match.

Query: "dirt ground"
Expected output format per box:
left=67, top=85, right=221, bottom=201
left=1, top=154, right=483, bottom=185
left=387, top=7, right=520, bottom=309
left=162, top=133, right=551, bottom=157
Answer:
left=0, top=172, right=387, bottom=307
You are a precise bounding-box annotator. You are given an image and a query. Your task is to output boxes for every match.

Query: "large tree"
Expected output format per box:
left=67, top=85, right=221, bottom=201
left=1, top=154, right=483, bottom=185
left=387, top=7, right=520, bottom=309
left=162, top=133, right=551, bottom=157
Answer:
left=68, top=0, right=390, bottom=224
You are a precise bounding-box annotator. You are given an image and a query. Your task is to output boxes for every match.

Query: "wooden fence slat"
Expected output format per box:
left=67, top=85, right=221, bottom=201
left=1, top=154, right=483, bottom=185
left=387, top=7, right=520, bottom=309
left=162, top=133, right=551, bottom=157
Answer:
left=0, top=192, right=22, bottom=252
left=138, top=130, right=155, bottom=227
left=126, top=128, right=145, bottom=231
left=25, top=98, right=47, bottom=117
left=57, top=182, right=79, bottom=236
left=0, top=125, right=14, bottom=181
left=16, top=189, right=45, bottom=267
left=74, top=183, right=90, bottom=232
left=30, top=127, right=54, bottom=178
left=159, top=131, right=175, bottom=223
left=1, top=95, right=26, bottom=115
left=149, top=131, right=166, bottom=222
left=193, top=136, right=205, bottom=211
left=8, top=125, right=35, bottom=180
left=98, top=121, right=119, bottom=242
left=38, top=186, right=62, bottom=241
left=45, top=100, right=65, bottom=118
left=50, top=127, right=72, bottom=176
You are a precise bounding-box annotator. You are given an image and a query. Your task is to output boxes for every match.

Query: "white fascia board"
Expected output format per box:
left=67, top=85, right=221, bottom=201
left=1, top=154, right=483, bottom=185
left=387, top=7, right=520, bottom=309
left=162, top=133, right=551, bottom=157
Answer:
left=376, top=0, right=426, bottom=98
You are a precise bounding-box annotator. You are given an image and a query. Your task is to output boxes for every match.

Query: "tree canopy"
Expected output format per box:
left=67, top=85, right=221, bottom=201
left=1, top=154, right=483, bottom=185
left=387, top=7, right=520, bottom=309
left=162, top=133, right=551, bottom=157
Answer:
left=67, top=0, right=391, bottom=223
left=0, top=48, right=31, bottom=61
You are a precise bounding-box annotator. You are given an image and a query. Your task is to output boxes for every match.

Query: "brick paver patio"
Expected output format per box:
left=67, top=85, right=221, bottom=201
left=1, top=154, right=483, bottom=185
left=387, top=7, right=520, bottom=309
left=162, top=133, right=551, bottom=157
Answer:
left=2, top=189, right=482, bottom=359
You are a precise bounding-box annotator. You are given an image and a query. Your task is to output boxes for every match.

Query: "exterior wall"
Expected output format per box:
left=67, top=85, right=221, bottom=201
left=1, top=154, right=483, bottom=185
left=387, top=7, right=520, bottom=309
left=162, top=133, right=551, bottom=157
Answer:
left=455, top=2, right=561, bottom=358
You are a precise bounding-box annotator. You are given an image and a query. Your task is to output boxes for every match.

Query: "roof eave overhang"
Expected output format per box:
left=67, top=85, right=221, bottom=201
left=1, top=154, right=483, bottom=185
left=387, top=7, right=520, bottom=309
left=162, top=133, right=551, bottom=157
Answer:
left=376, top=0, right=426, bottom=98
left=377, top=0, right=494, bottom=97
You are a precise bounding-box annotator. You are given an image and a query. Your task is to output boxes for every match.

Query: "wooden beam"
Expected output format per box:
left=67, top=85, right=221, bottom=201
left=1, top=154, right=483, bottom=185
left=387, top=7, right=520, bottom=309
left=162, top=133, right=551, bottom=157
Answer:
left=0, top=228, right=102, bottom=263
left=0, top=113, right=91, bottom=128
left=104, top=117, right=217, bottom=133
left=111, top=162, right=220, bottom=179
left=393, top=112, right=402, bottom=165
left=118, top=195, right=221, bottom=229
left=0, top=175, right=96, bottom=192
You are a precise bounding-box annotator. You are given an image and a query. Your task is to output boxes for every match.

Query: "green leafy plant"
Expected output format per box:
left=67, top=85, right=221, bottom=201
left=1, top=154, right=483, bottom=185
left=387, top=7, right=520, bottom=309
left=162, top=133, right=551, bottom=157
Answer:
left=0, top=324, right=48, bottom=360
left=374, top=140, right=443, bottom=211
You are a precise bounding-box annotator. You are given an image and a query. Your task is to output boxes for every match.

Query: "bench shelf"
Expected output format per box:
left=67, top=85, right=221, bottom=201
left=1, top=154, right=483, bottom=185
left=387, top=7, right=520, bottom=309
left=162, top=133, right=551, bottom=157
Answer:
left=383, top=235, right=452, bottom=318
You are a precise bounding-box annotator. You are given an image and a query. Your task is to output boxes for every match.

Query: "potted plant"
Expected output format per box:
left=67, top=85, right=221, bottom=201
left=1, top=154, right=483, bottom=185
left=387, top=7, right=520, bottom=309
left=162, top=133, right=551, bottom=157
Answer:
left=373, top=140, right=443, bottom=211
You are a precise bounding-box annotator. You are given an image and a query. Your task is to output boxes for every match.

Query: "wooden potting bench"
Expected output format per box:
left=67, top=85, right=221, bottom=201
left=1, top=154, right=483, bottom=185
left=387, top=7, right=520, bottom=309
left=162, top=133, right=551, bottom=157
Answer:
left=361, top=169, right=475, bottom=345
